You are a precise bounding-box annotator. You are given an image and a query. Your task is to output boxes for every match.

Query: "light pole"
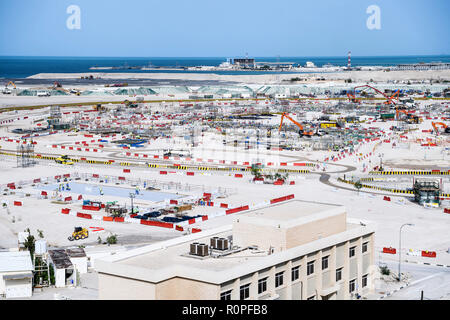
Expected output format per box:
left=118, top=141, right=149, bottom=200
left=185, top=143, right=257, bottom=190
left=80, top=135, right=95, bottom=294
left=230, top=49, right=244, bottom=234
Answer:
left=398, top=223, right=414, bottom=282
left=129, top=192, right=135, bottom=215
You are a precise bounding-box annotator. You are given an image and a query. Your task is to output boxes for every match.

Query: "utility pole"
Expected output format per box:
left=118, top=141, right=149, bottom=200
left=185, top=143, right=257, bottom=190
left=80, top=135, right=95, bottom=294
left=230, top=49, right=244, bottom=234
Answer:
left=398, top=223, right=414, bottom=282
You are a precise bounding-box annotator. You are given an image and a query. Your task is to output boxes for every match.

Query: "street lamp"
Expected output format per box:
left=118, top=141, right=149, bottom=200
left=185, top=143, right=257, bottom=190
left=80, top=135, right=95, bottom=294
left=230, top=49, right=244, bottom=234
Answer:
left=129, top=192, right=135, bottom=215
left=398, top=223, right=414, bottom=282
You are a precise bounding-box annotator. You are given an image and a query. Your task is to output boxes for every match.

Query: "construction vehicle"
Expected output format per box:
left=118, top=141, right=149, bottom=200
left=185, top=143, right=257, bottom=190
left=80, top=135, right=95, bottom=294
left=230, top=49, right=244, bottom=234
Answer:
left=346, top=92, right=360, bottom=103
left=55, top=155, right=74, bottom=165
left=279, top=113, right=315, bottom=137
left=94, top=104, right=106, bottom=112
left=385, top=90, right=400, bottom=105
left=68, top=227, right=89, bottom=241
left=350, top=85, right=399, bottom=106
left=2, top=81, right=16, bottom=94
left=49, top=82, right=81, bottom=96
left=431, top=122, right=450, bottom=135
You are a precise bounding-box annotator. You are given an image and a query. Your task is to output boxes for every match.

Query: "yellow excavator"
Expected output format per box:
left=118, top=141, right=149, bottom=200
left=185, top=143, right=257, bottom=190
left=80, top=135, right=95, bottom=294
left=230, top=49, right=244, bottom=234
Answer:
left=68, top=227, right=89, bottom=241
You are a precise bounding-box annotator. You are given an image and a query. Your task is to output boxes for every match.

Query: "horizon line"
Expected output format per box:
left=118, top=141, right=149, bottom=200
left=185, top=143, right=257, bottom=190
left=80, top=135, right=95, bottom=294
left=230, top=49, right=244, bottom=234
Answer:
left=1, top=54, right=449, bottom=59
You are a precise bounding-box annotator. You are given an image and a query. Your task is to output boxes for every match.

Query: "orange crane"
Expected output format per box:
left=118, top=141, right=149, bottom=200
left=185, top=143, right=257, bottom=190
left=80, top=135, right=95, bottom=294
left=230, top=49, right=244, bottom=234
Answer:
left=5, top=81, right=16, bottom=89
left=385, top=90, right=400, bottom=105
left=352, top=85, right=398, bottom=105
left=395, top=108, right=409, bottom=120
left=279, top=112, right=314, bottom=137
left=431, top=122, right=449, bottom=135
left=2, top=81, right=16, bottom=94
left=346, top=92, right=360, bottom=103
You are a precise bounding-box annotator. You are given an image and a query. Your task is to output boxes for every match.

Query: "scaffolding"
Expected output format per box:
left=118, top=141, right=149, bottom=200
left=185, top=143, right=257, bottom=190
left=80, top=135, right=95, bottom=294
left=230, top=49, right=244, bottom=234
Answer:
left=413, top=179, right=441, bottom=206
left=16, top=142, right=36, bottom=168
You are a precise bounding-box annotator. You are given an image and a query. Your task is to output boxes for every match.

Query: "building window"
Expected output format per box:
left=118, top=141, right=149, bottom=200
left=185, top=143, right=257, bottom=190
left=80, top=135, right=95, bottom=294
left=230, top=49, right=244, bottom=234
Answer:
left=307, top=295, right=316, bottom=300
left=362, top=242, right=368, bottom=253
left=258, top=278, right=267, bottom=294
left=349, top=279, right=356, bottom=293
left=349, top=246, right=356, bottom=258
left=362, top=274, right=368, bottom=288
left=322, top=256, right=329, bottom=270
left=291, top=266, right=300, bottom=281
left=275, top=271, right=284, bottom=288
left=307, top=261, right=315, bottom=276
left=220, top=290, right=232, bottom=300
left=240, top=284, right=250, bottom=300
left=336, top=268, right=343, bottom=282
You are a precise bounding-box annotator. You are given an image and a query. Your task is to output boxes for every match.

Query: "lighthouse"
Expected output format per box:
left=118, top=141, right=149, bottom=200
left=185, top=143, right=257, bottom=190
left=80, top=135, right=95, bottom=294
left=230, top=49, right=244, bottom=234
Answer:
left=347, top=51, right=352, bottom=70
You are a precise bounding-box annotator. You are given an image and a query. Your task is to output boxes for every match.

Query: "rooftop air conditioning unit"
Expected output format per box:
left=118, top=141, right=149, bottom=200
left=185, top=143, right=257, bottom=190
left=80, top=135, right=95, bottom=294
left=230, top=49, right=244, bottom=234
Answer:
left=190, top=242, right=199, bottom=255
left=217, top=238, right=229, bottom=251
left=197, top=243, right=209, bottom=257
left=190, top=242, right=209, bottom=257
left=210, top=237, right=219, bottom=249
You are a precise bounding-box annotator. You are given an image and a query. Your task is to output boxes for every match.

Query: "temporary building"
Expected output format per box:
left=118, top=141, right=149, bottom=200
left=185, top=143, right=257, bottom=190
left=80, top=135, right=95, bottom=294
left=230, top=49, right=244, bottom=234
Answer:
left=0, top=251, right=33, bottom=299
left=48, top=250, right=75, bottom=288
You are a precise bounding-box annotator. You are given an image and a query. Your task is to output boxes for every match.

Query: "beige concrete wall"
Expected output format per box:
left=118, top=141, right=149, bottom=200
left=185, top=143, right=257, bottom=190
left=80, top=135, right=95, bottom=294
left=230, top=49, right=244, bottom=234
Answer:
left=98, top=273, right=156, bottom=300
left=233, top=221, right=286, bottom=252
left=286, top=213, right=347, bottom=249
left=233, top=212, right=346, bottom=253
left=156, top=277, right=219, bottom=300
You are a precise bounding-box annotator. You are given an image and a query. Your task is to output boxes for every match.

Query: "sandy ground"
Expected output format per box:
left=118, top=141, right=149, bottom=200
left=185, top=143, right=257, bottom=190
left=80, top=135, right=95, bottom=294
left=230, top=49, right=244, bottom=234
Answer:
left=0, top=84, right=449, bottom=300
left=27, top=70, right=450, bottom=83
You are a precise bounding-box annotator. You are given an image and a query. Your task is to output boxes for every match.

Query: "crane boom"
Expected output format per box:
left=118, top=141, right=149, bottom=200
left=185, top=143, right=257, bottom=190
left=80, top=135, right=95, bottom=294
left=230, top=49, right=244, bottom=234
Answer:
left=431, top=122, right=448, bottom=135
left=279, top=113, right=314, bottom=136
left=385, top=90, right=400, bottom=105
left=5, top=81, right=16, bottom=89
left=279, top=112, right=304, bottom=131
left=352, top=85, right=398, bottom=105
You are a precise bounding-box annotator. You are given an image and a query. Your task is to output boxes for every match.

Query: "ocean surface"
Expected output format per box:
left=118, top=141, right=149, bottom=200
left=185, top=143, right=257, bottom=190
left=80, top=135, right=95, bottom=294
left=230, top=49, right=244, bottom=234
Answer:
left=0, top=55, right=449, bottom=79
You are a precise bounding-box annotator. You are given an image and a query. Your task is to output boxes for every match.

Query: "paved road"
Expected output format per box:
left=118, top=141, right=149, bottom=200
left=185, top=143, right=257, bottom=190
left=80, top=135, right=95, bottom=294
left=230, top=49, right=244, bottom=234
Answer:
left=381, top=261, right=450, bottom=300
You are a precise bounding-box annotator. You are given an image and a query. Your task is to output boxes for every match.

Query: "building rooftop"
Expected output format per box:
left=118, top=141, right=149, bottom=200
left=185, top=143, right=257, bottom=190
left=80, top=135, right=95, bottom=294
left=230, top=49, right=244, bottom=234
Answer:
left=238, top=200, right=343, bottom=228
left=66, top=248, right=87, bottom=258
left=48, top=249, right=73, bottom=269
left=96, top=200, right=375, bottom=285
left=0, top=251, right=33, bottom=273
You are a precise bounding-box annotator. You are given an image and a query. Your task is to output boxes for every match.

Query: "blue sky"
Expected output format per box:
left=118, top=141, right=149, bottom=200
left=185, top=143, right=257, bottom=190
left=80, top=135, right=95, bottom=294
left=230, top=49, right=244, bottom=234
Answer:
left=0, top=0, right=448, bottom=57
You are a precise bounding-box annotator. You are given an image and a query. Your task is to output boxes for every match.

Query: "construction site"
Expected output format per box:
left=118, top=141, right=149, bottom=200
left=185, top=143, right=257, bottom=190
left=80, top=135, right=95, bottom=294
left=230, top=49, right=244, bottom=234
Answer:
left=0, top=65, right=449, bottom=301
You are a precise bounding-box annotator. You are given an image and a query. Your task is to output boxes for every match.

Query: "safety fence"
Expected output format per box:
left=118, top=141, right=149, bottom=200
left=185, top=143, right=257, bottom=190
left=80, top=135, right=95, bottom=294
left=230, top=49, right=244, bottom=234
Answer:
left=339, top=178, right=450, bottom=200
left=58, top=194, right=296, bottom=233
left=370, top=170, right=450, bottom=176
left=1, top=172, right=238, bottom=213
left=0, top=150, right=312, bottom=174
left=381, top=247, right=437, bottom=258
left=120, top=152, right=316, bottom=169
left=337, top=177, right=415, bottom=195
left=323, top=136, right=384, bottom=163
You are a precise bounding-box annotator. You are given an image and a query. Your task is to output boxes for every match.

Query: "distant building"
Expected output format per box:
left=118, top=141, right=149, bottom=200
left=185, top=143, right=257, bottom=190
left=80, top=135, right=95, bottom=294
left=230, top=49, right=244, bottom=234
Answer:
left=304, top=61, right=317, bottom=68
left=0, top=251, right=33, bottom=299
left=233, top=58, right=256, bottom=68
left=395, top=63, right=450, bottom=71
left=96, top=200, right=375, bottom=300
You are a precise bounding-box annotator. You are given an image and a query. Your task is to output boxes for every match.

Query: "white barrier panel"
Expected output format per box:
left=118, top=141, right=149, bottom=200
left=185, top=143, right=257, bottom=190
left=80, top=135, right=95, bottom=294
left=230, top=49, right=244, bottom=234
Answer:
left=92, top=215, right=102, bottom=221
left=124, top=217, right=135, bottom=223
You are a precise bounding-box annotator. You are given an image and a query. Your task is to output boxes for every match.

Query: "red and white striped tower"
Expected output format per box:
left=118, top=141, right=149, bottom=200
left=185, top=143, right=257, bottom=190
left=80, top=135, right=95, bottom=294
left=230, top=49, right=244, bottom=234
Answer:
left=347, top=51, right=352, bottom=69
